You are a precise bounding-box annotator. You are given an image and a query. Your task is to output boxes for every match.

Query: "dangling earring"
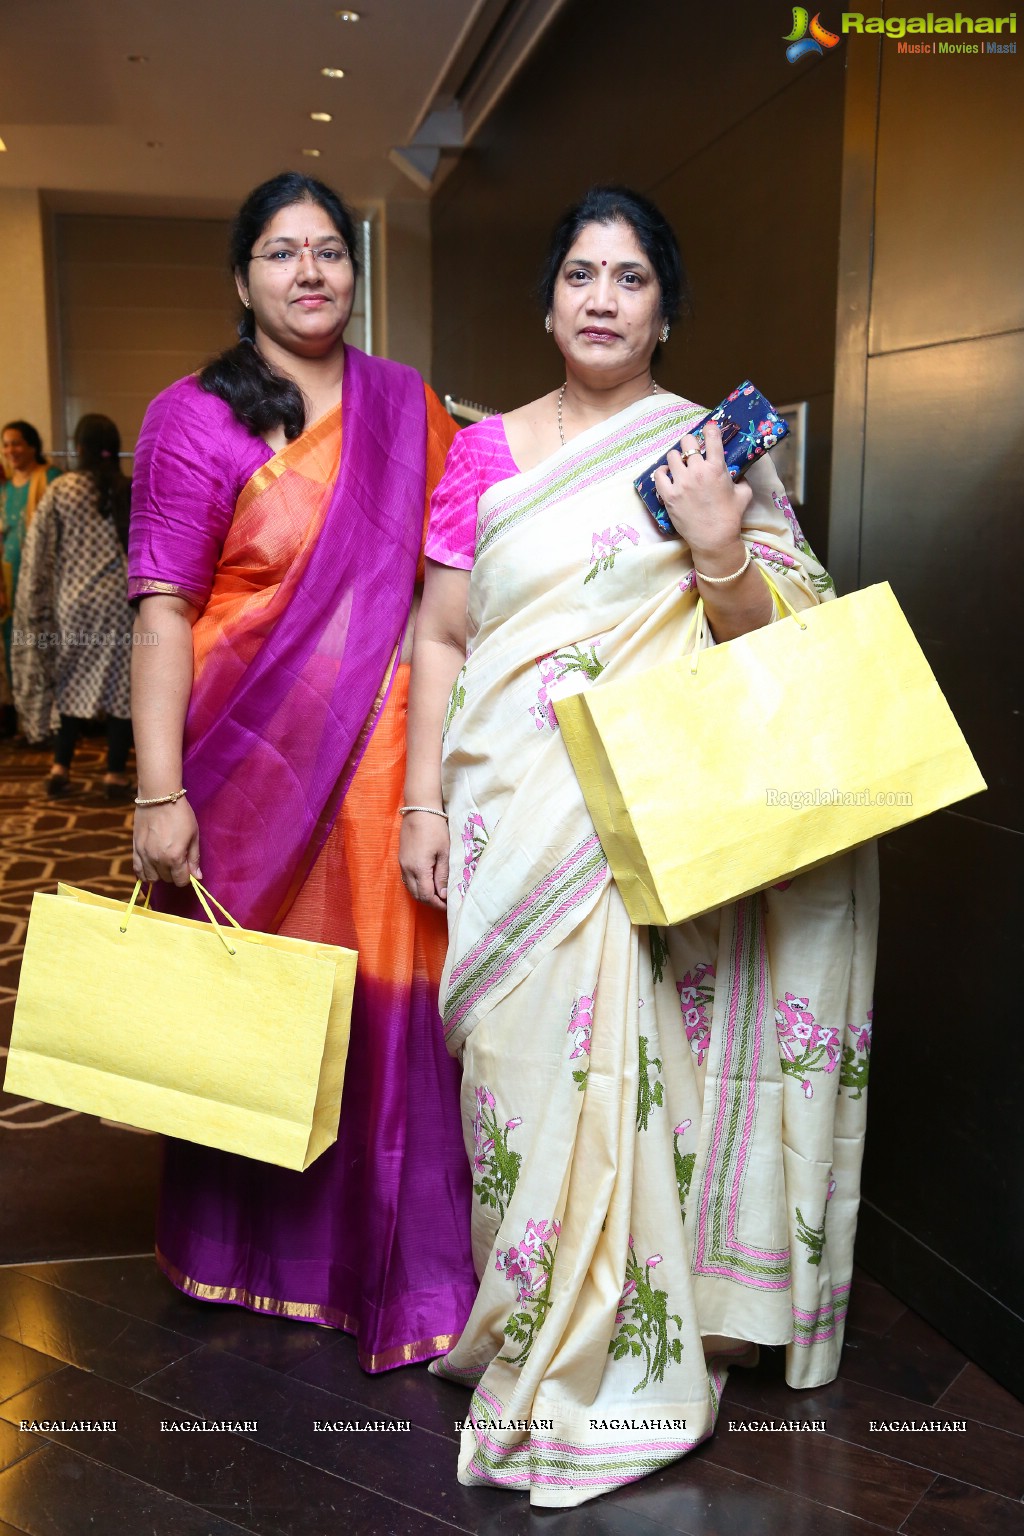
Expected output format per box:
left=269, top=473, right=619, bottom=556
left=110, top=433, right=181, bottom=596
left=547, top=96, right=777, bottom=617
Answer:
left=544, top=314, right=552, bottom=334
left=659, top=322, right=670, bottom=344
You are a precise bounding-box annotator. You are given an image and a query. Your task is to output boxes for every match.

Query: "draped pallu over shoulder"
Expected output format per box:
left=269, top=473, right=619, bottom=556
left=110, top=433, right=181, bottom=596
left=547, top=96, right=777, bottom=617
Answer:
left=430, top=394, right=878, bottom=1506
left=172, top=348, right=428, bottom=933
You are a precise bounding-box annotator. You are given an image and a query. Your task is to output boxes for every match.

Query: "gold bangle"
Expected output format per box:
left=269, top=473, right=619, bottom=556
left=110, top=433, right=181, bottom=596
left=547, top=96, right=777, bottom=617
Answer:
left=399, top=805, right=447, bottom=818
left=693, top=549, right=751, bottom=585
left=135, top=788, right=187, bottom=807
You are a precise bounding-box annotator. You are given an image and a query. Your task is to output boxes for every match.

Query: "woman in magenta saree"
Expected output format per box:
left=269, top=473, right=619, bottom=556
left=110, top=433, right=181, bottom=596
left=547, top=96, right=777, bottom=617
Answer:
left=128, top=173, right=476, bottom=1370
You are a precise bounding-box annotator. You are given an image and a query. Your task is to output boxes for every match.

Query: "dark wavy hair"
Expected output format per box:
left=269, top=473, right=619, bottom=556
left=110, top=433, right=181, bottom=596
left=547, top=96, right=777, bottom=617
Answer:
left=538, top=185, right=692, bottom=325
left=199, top=172, right=361, bottom=441
left=74, top=414, right=131, bottom=549
left=2, top=420, right=47, bottom=465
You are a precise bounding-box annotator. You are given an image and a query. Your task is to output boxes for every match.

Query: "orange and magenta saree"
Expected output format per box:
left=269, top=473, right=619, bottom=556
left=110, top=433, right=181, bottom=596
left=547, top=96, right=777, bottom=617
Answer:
left=128, top=348, right=477, bottom=1369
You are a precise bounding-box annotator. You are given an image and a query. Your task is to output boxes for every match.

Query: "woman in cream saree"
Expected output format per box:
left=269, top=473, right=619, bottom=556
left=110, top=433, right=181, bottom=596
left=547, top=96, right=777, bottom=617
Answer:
left=402, top=189, right=877, bottom=1505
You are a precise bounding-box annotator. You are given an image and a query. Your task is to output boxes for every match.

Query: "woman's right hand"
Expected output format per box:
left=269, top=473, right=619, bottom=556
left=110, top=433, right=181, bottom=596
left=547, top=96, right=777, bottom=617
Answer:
left=133, top=799, right=201, bottom=887
left=399, top=812, right=450, bottom=910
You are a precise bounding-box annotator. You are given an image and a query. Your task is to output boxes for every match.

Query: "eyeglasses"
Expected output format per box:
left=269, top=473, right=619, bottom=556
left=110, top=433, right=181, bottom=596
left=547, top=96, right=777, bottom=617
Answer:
left=250, top=244, right=350, bottom=267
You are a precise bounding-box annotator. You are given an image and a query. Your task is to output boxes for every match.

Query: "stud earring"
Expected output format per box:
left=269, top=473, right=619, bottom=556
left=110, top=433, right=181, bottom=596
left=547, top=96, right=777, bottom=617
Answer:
left=243, top=297, right=251, bottom=309
left=659, top=322, right=670, bottom=344
left=544, top=314, right=552, bottom=334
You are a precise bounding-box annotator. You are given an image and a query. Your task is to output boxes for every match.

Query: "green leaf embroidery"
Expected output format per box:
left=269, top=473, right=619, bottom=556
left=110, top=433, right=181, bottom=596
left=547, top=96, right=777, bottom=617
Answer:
left=674, top=1145, right=696, bottom=1222
left=636, top=1035, right=664, bottom=1133
left=608, top=1244, right=684, bottom=1394
left=649, top=927, right=668, bottom=985
left=795, top=1206, right=826, bottom=1266
left=838, top=1042, right=869, bottom=1100
left=443, top=664, right=468, bottom=738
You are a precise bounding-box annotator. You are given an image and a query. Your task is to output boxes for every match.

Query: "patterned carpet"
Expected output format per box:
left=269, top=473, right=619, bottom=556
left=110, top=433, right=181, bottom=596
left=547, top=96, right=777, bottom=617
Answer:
left=0, top=733, right=162, bottom=1264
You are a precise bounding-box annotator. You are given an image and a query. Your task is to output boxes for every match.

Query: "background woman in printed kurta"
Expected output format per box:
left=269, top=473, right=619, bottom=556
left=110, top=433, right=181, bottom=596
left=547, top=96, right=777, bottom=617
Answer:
left=401, top=187, right=878, bottom=1504
left=13, top=413, right=134, bottom=794
left=128, top=173, right=476, bottom=1372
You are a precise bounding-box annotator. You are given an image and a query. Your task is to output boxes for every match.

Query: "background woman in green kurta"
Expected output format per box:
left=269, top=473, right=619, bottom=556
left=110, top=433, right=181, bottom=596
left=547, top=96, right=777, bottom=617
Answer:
left=1, top=420, right=61, bottom=736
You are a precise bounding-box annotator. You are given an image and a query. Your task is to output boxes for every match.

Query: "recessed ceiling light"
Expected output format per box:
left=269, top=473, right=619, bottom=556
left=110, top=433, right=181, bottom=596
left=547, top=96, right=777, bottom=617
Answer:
left=0, top=137, right=7, bottom=152
left=310, top=111, right=333, bottom=122
left=127, top=54, right=149, bottom=63
left=302, top=148, right=321, bottom=157
left=321, top=67, right=346, bottom=78
left=335, top=10, right=360, bottom=20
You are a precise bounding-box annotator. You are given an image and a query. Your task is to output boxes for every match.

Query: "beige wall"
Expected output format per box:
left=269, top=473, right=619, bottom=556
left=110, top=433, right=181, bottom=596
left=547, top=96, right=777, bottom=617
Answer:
left=0, top=189, right=56, bottom=454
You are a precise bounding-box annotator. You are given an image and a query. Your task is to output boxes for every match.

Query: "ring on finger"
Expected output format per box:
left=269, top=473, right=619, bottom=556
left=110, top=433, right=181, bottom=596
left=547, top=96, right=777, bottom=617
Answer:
left=681, top=446, right=703, bottom=462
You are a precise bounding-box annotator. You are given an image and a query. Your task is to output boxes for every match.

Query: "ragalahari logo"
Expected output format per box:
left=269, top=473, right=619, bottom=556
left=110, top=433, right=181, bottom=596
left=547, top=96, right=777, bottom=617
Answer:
left=783, top=7, right=842, bottom=61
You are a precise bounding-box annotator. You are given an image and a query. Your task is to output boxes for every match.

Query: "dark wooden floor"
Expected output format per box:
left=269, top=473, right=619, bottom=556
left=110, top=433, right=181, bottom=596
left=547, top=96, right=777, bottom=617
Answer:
left=2, top=744, right=1022, bottom=1532
left=0, top=1256, right=1021, bottom=1535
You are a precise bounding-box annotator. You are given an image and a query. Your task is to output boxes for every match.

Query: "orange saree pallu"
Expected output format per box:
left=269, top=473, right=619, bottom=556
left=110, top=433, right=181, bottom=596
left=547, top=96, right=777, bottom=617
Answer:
left=129, top=350, right=477, bottom=1369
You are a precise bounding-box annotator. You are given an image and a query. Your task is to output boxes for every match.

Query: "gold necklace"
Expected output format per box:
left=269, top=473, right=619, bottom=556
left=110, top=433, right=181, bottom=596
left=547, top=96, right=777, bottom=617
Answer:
left=557, top=378, right=659, bottom=447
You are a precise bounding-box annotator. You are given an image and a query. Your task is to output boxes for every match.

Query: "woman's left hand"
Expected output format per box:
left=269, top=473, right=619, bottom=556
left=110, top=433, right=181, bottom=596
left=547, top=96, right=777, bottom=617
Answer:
left=651, top=420, right=753, bottom=568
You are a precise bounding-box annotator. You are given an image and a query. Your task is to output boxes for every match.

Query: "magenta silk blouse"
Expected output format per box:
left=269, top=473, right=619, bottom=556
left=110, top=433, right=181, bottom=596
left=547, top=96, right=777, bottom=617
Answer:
left=127, top=376, right=274, bottom=608
left=424, top=415, right=519, bottom=571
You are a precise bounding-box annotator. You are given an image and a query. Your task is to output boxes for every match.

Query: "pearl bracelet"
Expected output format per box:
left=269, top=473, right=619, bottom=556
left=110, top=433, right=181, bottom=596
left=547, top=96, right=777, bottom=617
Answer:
left=399, top=805, right=447, bottom=818
left=135, top=787, right=188, bottom=807
left=692, top=548, right=751, bottom=586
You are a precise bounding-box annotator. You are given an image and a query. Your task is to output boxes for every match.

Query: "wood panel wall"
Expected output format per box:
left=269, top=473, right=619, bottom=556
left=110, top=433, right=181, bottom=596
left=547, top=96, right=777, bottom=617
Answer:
left=829, top=34, right=1023, bottom=1396
left=433, top=0, right=1023, bottom=1395
left=431, top=0, right=846, bottom=553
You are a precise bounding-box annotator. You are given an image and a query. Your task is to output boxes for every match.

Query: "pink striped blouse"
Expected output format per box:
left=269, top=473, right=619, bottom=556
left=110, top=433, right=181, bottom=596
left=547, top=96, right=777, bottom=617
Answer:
left=425, top=415, right=519, bottom=570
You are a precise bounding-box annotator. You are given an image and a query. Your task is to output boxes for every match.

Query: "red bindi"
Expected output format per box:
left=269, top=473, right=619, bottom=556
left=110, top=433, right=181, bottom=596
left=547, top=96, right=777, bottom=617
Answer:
left=303, top=236, right=310, bottom=247
left=601, top=260, right=607, bottom=267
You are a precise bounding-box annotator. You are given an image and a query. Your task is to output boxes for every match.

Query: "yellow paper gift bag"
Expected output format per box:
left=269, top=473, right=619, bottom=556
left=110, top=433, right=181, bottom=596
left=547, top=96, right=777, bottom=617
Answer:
left=555, top=575, right=985, bottom=927
left=4, top=879, right=356, bottom=1170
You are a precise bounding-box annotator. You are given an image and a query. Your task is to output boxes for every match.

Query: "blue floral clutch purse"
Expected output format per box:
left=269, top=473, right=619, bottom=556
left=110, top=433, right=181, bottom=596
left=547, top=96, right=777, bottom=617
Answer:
left=634, top=381, right=789, bottom=534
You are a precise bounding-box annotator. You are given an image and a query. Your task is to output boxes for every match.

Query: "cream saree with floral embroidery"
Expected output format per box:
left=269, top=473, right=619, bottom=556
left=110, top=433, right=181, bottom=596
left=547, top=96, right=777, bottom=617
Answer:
left=430, top=394, right=878, bottom=1507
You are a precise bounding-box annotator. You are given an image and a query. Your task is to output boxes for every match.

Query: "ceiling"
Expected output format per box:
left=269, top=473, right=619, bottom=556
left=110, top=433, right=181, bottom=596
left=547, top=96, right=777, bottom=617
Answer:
left=0, top=0, right=490, bottom=216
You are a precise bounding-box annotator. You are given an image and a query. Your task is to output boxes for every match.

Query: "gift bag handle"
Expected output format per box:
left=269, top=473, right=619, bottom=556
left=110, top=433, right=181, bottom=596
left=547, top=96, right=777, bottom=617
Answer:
left=685, top=556, right=808, bottom=675
left=120, top=877, right=242, bottom=957
left=756, top=564, right=809, bottom=629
